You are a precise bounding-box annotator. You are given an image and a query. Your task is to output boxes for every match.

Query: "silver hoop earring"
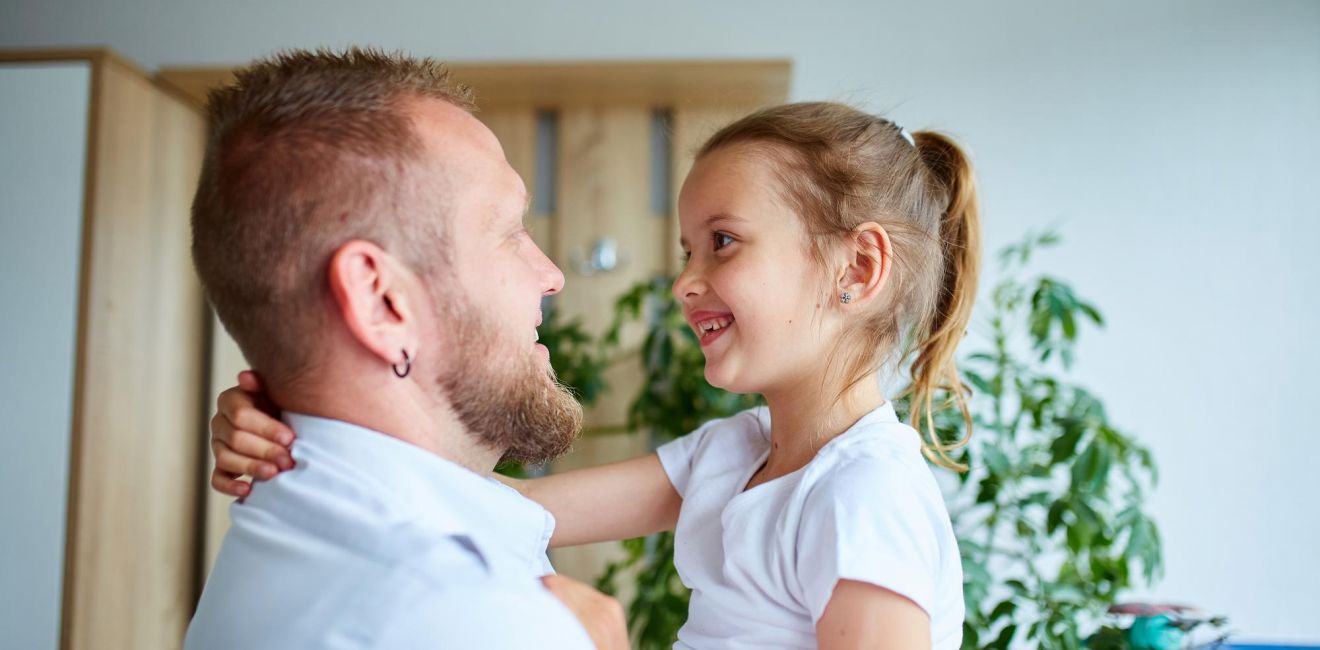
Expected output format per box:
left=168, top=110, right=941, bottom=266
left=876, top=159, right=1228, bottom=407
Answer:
left=393, top=349, right=412, bottom=378
left=840, top=291, right=853, bottom=304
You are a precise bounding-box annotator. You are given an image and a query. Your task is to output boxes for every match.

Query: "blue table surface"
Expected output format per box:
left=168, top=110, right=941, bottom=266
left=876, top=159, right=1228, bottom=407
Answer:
left=1196, top=644, right=1320, bottom=650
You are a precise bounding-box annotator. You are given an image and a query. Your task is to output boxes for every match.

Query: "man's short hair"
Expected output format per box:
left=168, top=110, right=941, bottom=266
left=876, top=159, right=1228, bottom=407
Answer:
left=191, top=47, right=475, bottom=382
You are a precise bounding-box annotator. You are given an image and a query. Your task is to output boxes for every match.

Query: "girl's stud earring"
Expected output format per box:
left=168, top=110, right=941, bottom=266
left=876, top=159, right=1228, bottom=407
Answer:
left=840, top=291, right=853, bottom=304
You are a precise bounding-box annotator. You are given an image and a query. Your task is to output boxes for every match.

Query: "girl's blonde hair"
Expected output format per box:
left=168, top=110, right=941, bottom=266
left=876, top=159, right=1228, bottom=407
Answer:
left=697, top=102, right=981, bottom=470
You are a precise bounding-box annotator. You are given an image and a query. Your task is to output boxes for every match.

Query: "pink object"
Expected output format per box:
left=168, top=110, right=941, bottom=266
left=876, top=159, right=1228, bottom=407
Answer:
left=1108, top=603, right=1199, bottom=617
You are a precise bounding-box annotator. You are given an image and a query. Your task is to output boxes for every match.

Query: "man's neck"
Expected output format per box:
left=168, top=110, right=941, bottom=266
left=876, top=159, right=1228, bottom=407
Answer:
left=270, top=378, right=502, bottom=476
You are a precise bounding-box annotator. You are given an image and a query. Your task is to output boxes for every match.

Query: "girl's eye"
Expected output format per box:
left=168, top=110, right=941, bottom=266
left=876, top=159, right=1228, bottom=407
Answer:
left=713, top=232, right=734, bottom=250
left=679, top=250, right=691, bottom=265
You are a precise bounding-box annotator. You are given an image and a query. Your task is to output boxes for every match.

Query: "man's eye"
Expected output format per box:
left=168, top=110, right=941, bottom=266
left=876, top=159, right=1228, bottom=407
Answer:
left=713, top=232, right=734, bottom=250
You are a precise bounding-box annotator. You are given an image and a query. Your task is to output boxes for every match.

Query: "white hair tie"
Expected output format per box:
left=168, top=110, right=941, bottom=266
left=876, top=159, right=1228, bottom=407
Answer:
left=900, top=127, right=916, bottom=147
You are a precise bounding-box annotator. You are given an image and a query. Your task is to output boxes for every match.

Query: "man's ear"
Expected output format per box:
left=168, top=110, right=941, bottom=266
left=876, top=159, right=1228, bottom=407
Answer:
left=838, top=222, right=893, bottom=306
left=326, top=240, right=418, bottom=370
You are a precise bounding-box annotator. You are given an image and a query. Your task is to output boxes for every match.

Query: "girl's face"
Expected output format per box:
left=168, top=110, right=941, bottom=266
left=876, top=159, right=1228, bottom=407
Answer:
left=673, top=144, right=844, bottom=395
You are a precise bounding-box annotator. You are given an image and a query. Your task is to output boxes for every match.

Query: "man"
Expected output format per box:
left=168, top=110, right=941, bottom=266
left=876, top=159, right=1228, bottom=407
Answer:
left=184, top=48, right=626, bottom=649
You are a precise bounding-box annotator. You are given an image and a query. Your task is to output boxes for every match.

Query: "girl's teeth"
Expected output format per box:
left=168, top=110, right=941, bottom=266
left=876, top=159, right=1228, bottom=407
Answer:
left=701, top=318, right=732, bottom=333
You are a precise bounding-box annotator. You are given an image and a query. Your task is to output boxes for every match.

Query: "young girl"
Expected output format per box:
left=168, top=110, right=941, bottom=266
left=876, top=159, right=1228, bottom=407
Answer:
left=209, top=101, right=981, bottom=650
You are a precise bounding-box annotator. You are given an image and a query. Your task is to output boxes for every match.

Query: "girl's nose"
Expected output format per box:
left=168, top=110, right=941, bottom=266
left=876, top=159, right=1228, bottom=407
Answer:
left=672, top=262, right=704, bottom=303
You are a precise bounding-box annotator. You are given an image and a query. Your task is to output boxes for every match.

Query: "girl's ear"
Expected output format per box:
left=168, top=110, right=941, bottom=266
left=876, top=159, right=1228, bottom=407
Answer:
left=838, top=222, right=893, bottom=306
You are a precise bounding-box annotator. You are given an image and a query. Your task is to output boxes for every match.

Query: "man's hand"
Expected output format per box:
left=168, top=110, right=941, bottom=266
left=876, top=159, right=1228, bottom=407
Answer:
left=540, top=574, right=628, bottom=650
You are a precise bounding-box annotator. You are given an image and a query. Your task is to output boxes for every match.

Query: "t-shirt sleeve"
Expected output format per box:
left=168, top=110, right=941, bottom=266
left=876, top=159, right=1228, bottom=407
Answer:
left=654, top=420, right=716, bottom=498
left=795, top=457, right=946, bottom=623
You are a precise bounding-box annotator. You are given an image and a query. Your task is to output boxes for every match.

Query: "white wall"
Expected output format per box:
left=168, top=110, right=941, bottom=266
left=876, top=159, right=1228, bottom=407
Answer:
left=0, top=62, right=90, bottom=650
left=1, top=0, right=1316, bottom=642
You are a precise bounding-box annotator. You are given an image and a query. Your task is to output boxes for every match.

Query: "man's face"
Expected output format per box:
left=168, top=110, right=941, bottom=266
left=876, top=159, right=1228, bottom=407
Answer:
left=409, top=99, right=582, bottom=464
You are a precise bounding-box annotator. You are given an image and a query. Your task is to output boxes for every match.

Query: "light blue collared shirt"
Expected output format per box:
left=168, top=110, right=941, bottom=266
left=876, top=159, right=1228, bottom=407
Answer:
left=184, top=413, right=593, bottom=649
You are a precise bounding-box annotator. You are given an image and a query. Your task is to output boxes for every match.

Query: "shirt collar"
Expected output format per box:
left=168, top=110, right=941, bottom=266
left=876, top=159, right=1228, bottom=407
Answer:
left=830, top=399, right=919, bottom=453
left=750, top=399, right=911, bottom=450
left=280, top=412, right=556, bottom=573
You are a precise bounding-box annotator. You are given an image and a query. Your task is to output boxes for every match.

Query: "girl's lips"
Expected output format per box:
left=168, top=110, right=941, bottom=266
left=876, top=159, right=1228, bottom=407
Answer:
left=689, top=310, right=736, bottom=348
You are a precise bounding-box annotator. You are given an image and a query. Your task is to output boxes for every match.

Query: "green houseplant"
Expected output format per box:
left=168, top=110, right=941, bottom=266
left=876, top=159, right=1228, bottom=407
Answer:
left=538, top=232, right=1163, bottom=650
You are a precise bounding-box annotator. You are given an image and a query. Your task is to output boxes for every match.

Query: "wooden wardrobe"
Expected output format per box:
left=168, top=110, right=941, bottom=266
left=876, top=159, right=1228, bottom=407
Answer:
left=0, top=49, right=208, bottom=650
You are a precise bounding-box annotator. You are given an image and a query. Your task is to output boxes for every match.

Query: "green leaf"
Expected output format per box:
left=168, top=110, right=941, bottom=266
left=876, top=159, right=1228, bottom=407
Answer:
left=1051, top=426, right=1085, bottom=464
left=1029, top=298, right=1052, bottom=342
left=989, top=624, right=1018, bottom=650
left=984, top=447, right=1012, bottom=477
left=1079, top=301, right=1105, bottom=327
left=989, top=599, right=1017, bottom=623
left=1085, top=625, right=1128, bottom=650
left=963, top=622, right=982, bottom=650
left=1016, top=518, right=1035, bottom=537
left=1047, top=498, right=1068, bottom=534
left=1019, top=491, right=1053, bottom=507
left=965, top=370, right=996, bottom=397
left=976, top=477, right=1000, bottom=504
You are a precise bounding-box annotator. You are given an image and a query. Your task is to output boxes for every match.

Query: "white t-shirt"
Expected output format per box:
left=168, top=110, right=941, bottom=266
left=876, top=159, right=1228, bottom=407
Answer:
left=656, top=401, right=964, bottom=650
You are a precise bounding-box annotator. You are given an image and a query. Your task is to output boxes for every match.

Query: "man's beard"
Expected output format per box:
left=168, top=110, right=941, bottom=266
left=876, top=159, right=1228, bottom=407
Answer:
left=435, top=299, right=583, bottom=466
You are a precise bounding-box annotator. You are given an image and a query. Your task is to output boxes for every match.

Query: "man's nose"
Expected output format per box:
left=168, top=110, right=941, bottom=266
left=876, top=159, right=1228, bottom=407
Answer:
left=541, top=254, right=566, bottom=297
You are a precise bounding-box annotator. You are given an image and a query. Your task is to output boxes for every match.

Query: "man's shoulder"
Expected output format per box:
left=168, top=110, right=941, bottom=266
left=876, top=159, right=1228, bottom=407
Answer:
left=186, top=528, right=495, bottom=649
left=232, top=437, right=478, bottom=546
left=228, top=479, right=490, bottom=576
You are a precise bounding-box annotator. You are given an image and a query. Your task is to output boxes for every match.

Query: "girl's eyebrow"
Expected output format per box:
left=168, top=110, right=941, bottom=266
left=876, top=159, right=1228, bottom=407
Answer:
left=680, top=212, right=744, bottom=248
left=706, top=212, right=745, bottom=227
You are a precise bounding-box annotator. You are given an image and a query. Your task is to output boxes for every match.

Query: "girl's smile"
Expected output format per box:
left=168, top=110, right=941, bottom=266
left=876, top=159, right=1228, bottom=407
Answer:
left=689, top=310, right=736, bottom=347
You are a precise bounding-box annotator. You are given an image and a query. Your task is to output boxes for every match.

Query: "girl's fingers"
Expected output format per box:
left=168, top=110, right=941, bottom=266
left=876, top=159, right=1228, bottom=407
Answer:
left=237, top=370, right=262, bottom=392
left=210, top=410, right=238, bottom=447
left=231, top=407, right=295, bottom=447
left=211, top=468, right=251, bottom=498
left=216, top=386, right=295, bottom=446
left=227, top=428, right=295, bottom=471
left=216, top=385, right=256, bottom=420
left=213, top=440, right=279, bottom=480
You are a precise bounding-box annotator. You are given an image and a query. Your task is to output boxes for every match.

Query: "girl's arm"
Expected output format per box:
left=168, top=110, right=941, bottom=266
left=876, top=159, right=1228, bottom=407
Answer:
left=506, top=453, right=681, bottom=548
left=210, top=372, right=682, bottom=546
left=816, top=581, right=931, bottom=650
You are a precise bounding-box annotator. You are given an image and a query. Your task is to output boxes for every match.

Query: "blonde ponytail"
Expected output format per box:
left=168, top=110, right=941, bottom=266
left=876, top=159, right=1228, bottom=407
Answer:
left=906, top=131, right=982, bottom=470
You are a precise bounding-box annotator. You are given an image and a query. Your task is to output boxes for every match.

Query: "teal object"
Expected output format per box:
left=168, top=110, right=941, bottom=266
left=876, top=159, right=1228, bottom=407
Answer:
left=1128, top=615, right=1186, bottom=650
